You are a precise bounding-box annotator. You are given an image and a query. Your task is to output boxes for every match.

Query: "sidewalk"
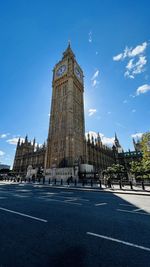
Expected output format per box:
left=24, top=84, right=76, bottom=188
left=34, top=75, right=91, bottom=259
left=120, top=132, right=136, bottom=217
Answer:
left=1, top=181, right=150, bottom=196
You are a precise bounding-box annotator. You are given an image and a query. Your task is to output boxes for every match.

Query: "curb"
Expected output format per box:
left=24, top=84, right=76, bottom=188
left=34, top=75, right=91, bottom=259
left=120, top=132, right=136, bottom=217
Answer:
left=1, top=182, right=150, bottom=197
left=26, top=183, right=150, bottom=196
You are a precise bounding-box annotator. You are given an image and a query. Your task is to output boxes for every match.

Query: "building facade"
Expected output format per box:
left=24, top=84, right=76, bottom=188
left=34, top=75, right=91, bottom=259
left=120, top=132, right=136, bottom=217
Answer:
left=45, top=43, right=85, bottom=170
left=13, top=44, right=141, bottom=178
left=13, top=136, right=46, bottom=176
left=85, top=133, right=115, bottom=172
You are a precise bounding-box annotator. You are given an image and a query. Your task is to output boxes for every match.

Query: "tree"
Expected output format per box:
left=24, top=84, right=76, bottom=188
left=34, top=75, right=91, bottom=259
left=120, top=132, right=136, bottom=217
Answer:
left=103, top=164, right=125, bottom=180
left=130, top=132, right=150, bottom=179
left=141, top=132, right=150, bottom=174
left=130, top=161, right=144, bottom=177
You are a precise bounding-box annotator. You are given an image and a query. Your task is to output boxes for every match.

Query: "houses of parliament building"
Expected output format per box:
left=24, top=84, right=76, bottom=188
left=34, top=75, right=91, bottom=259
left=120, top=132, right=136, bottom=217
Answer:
left=13, top=44, right=142, bottom=179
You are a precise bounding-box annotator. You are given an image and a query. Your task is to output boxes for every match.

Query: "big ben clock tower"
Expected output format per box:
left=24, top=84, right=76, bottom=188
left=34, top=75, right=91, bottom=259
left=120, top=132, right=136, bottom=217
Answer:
left=45, top=43, right=85, bottom=173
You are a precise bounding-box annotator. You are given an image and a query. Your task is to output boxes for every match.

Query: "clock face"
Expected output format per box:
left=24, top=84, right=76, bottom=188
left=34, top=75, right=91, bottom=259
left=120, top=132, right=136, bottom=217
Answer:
left=74, top=66, right=82, bottom=80
left=56, top=65, right=66, bottom=77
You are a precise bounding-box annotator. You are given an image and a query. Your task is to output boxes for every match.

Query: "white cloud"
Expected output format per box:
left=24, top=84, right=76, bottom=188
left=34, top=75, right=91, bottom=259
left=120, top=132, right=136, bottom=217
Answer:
left=88, top=31, right=92, bottom=43
left=132, top=109, right=136, bottom=113
left=113, top=42, right=147, bottom=61
left=0, top=150, right=5, bottom=156
left=113, top=53, right=124, bottom=61
left=85, top=131, right=97, bottom=140
left=92, top=80, right=99, bottom=87
left=131, top=133, right=143, bottom=139
left=85, top=131, right=115, bottom=146
left=107, top=111, right=111, bottom=115
left=96, top=51, right=98, bottom=55
left=6, top=137, right=25, bottom=145
left=91, top=70, right=99, bottom=80
left=88, top=109, right=97, bottom=116
left=125, top=56, right=147, bottom=78
left=91, top=69, right=99, bottom=87
left=113, top=41, right=148, bottom=79
left=123, top=100, right=128, bottom=104
left=0, top=133, right=9, bottom=138
left=136, top=84, right=150, bottom=95
left=126, top=59, right=134, bottom=70
left=124, top=71, right=135, bottom=79
left=129, top=42, right=147, bottom=57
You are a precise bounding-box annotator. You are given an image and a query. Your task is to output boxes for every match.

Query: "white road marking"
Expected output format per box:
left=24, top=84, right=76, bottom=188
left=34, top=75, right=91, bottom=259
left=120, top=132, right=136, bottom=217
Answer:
left=133, top=208, right=142, bottom=212
left=95, top=203, right=107, bottom=206
left=0, top=197, right=7, bottom=199
left=57, top=196, right=89, bottom=202
left=87, top=232, right=150, bottom=252
left=64, top=198, right=78, bottom=202
left=0, top=207, right=47, bottom=223
left=117, top=209, right=150, bottom=216
left=43, top=198, right=82, bottom=206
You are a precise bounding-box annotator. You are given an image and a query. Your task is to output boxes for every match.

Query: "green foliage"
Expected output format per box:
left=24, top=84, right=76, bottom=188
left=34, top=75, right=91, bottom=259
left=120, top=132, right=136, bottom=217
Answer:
left=141, top=132, right=150, bottom=172
left=130, top=132, right=150, bottom=178
left=130, top=161, right=144, bottom=173
left=103, top=164, right=125, bottom=179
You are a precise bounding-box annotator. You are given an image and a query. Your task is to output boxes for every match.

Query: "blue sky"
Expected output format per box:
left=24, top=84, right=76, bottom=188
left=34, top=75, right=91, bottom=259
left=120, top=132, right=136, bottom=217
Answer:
left=0, top=0, right=150, bottom=167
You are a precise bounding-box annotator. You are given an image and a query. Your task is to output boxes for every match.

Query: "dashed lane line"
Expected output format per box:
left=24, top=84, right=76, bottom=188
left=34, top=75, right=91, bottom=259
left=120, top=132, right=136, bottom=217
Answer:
left=87, top=232, right=150, bottom=252
left=95, top=203, right=107, bottom=206
left=0, top=207, right=48, bottom=223
left=117, top=208, right=150, bottom=216
left=133, top=208, right=142, bottom=212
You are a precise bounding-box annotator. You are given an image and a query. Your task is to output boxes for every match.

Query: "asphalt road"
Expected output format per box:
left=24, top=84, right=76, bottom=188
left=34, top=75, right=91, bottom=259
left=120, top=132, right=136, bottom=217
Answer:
left=0, top=183, right=150, bottom=267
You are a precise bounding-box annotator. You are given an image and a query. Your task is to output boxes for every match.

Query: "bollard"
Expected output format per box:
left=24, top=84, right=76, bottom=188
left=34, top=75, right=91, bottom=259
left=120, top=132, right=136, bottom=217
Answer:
left=130, top=181, right=133, bottom=190
left=43, top=177, right=45, bottom=184
left=108, top=179, right=111, bottom=188
left=119, top=180, right=122, bottom=189
left=25, top=178, right=26, bottom=183
left=29, top=178, right=30, bottom=183
left=67, top=179, right=70, bottom=186
left=54, top=178, right=56, bottom=185
left=49, top=178, right=50, bottom=184
left=99, top=180, right=102, bottom=189
left=142, top=181, right=145, bottom=190
left=74, top=179, right=77, bottom=186
left=91, top=179, right=93, bottom=187
left=82, top=180, right=84, bottom=186
left=61, top=179, right=63, bottom=185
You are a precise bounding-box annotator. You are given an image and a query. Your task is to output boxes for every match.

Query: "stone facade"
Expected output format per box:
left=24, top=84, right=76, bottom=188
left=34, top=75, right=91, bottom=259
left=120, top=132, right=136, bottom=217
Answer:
left=13, top=44, right=141, bottom=177
left=13, top=136, right=46, bottom=176
left=45, top=43, right=85, bottom=169
left=85, top=133, right=115, bottom=172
